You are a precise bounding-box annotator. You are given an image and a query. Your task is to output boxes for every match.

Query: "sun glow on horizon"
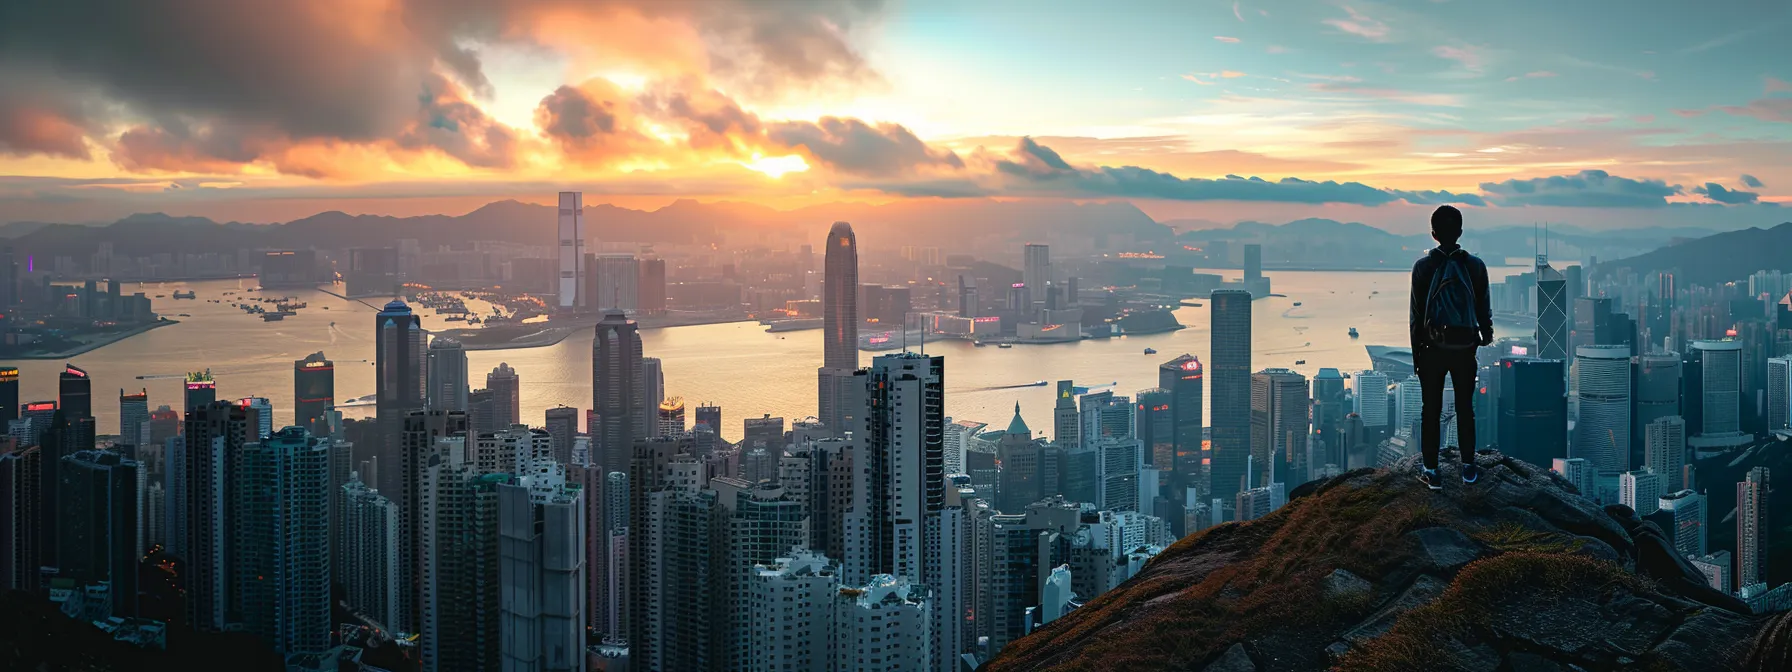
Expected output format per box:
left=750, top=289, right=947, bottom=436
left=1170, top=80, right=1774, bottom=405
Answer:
left=741, top=153, right=810, bottom=179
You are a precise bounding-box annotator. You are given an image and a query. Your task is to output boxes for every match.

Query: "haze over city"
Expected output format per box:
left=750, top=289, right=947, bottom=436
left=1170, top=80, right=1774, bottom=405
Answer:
left=1, top=2, right=1790, bottom=672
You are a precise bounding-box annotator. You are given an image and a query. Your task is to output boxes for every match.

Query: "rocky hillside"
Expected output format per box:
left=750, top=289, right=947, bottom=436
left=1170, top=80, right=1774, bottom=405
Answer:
left=988, top=452, right=1791, bottom=671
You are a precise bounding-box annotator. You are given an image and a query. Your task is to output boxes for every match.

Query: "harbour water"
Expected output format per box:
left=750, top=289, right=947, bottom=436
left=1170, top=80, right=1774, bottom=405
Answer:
left=1, top=269, right=1525, bottom=441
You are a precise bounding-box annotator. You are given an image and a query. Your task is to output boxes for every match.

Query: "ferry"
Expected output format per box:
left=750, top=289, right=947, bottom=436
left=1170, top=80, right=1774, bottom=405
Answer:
left=1349, top=327, right=1360, bottom=338
left=973, top=341, right=988, bottom=347
left=1143, top=347, right=1157, bottom=355
left=172, top=290, right=196, bottom=299
left=765, top=317, right=823, bottom=333
left=997, top=343, right=1013, bottom=349
left=1292, top=301, right=1303, bottom=307
left=1295, top=359, right=1306, bottom=365
left=261, top=312, right=287, bottom=322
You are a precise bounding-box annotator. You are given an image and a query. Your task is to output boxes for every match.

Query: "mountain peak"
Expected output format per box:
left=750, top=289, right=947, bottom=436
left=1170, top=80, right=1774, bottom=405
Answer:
left=988, top=451, right=1784, bottom=671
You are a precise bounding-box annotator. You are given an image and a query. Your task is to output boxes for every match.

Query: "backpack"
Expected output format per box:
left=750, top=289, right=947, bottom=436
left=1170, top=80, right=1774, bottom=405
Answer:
left=1424, top=249, right=1480, bottom=350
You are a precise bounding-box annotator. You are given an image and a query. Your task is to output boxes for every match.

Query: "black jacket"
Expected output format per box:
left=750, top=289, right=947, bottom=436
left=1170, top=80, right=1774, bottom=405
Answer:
left=1409, top=244, right=1493, bottom=355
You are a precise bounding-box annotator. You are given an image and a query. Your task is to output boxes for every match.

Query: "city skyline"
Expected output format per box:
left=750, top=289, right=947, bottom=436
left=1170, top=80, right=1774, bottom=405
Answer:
left=1, top=1, right=1789, bottom=230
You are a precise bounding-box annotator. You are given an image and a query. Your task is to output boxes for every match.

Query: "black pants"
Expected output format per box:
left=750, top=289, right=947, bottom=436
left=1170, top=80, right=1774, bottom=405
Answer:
left=1417, top=347, right=1477, bottom=470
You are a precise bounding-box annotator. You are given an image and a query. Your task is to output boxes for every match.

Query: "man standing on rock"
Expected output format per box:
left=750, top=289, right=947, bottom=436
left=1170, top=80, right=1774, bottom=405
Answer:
left=1410, top=205, right=1493, bottom=490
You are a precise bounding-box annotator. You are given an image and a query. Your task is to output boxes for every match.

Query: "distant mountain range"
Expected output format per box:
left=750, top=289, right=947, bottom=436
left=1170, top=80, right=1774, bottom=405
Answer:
left=1599, top=221, right=1792, bottom=287
left=0, top=198, right=1169, bottom=261
left=0, top=199, right=1774, bottom=281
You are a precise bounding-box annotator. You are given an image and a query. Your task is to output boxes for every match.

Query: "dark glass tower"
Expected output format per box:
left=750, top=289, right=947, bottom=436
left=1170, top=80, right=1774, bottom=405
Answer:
left=58, top=364, right=92, bottom=423
left=0, top=367, right=17, bottom=427
left=58, top=450, right=139, bottom=617
left=1209, top=289, right=1253, bottom=508
left=185, top=370, right=217, bottom=412
left=593, top=309, right=644, bottom=472
left=1498, top=357, right=1567, bottom=468
left=1158, top=354, right=1204, bottom=499
left=375, top=300, right=425, bottom=495
left=823, top=222, right=860, bottom=369
left=294, top=352, right=335, bottom=434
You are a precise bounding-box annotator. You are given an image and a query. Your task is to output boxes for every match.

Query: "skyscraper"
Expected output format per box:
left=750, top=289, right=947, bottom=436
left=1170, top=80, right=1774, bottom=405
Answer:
left=1158, top=355, right=1204, bottom=502
left=486, top=362, right=520, bottom=430
left=376, top=299, right=427, bottom=495
left=1498, top=357, right=1567, bottom=468
left=1768, top=356, right=1790, bottom=433
left=695, top=404, right=722, bottom=439
left=545, top=406, right=580, bottom=466
left=400, top=410, right=468, bottom=636
left=342, top=476, right=400, bottom=629
left=1312, top=368, right=1347, bottom=469
left=1536, top=261, right=1569, bottom=363
left=1210, top=290, right=1253, bottom=508
left=119, top=388, right=149, bottom=446
left=657, top=397, right=686, bottom=437
left=1618, top=470, right=1662, bottom=516
left=844, top=352, right=944, bottom=584
left=823, top=222, right=859, bottom=370
left=496, top=435, right=586, bottom=672
left=183, top=400, right=250, bottom=631
left=642, top=357, right=665, bottom=431
left=1053, top=380, right=1079, bottom=448
left=0, top=367, right=17, bottom=427
left=1135, top=388, right=1174, bottom=472
left=819, top=222, right=860, bottom=434
left=1657, top=489, right=1706, bottom=558
left=1635, top=352, right=1681, bottom=452
left=294, top=352, right=335, bottom=435
left=1573, top=345, right=1632, bottom=475
left=593, top=309, right=645, bottom=472
left=57, top=450, right=139, bottom=617
left=1250, top=368, right=1310, bottom=488
left=1644, top=416, right=1687, bottom=492
left=426, top=338, right=469, bottom=412
left=1690, top=340, right=1748, bottom=450
left=184, top=369, right=217, bottom=412
left=59, top=364, right=92, bottom=422
left=1023, top=243, right=1050, bottom=311
left=1735, top=467, right=1769, bottom=591
left=238, top=396, right=273, bottom=441
left=1353, top=370, right=1390, bottom=432
left=558, top=191, right=583, bottom=310
left=231, top=427, right=331, bottom=658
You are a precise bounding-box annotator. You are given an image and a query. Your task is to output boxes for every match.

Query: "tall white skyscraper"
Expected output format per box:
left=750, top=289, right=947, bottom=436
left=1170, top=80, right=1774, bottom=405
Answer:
left=1023, top=243, right=1051, bottom=311
left=833, top=574, right=930, bottom=672
left=1644, top=415, right=1686, bottom=491
left=557, top=191, right=583, bottom=310
left=1573, top=345, right=1632, bottom=475
left=1618, top=470, right=1662, bottom=516
left=1353, top=370, right=1390, bottom=430
left=747, top=551, right=838, bottom=672
left=1395, top=375, right=1423, bottom=435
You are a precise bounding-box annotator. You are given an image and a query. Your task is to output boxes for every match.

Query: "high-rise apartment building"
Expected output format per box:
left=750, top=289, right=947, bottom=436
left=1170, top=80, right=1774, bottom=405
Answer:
left=1768, top=356, right=1791, bottom=433
left=1209, top=289, right=1253, bottom=507
left=231, top=427, right=331, bottom=657
left=184, top=369, right=217, bottom=412
left=1658, top=489, right=1706, bottom=558
left=183, top=400, right=249, bottom=631
left=496, top=437, right=586, bottom=672
left=747, top=551, right=837, bottom=672
left=237, top=396, right=273, bottom=441
left=1353, top=370, right=1389, bottom=431
left=57, top=450, right=139, bottom=617
left=1736, top=467, right=1769, bottom=591
left=399, top=411, right=468, bottom=636
left=1644, top=415, right=1687, bottom=492
left=1618, top=470, right=1662, bottom=516
left=0, top=367, right=17, bottom=427
left=1053, top=380, right=1079, bottom=449
left=342, top=476, right=400, bottom=629
left=426, top=338, right=469, bottom=412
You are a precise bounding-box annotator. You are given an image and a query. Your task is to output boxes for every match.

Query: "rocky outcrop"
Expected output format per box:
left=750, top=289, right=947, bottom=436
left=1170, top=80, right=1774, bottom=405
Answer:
left=987, top=451, right=1790, bottom=671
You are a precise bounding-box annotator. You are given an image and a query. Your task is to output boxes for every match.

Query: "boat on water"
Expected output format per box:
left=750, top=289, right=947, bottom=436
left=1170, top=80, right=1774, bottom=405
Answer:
left=1295, top=359, right=1306, bottom=365
left=1349, top=327, right=1360, bottom=338
left=973, top=341, right=987, bottom=347
left=765, top=317, right=823, bottom=333
left=261, top=312, right=287, bottom=322
left=997, top=343, right=1013, bottom=349
left=1293, top=301, right=1303, bottom=307
left=1143, top=347, right=1158, bottom=355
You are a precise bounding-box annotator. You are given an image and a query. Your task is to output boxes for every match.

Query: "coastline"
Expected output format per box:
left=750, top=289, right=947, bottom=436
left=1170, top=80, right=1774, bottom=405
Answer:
left=446, top=315, right=756, bottom=351
left=1, top=319, right=181, bottom=360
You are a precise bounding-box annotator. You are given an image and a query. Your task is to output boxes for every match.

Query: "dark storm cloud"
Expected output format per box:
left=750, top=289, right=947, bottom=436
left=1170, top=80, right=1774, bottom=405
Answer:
left=1693, top=182, right=1760, bottom=204
left=767, top=117, right=965, bottom=176
left=537, top=86, right=622, bottom=141
left=1478, top=170, right=1684, bottom=207
left=991, top=138, right=1487, bottom=206
left=1740, top=174, right=1765, bottom=188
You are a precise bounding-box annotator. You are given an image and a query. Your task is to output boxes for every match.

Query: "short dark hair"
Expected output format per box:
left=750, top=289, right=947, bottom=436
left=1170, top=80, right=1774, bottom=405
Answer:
left=1431, top=205, right=1463, bottom=242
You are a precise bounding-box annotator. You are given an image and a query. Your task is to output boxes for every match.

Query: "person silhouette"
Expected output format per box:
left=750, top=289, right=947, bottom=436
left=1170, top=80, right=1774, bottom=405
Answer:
left=1408, top=205, right=1493, bottom=490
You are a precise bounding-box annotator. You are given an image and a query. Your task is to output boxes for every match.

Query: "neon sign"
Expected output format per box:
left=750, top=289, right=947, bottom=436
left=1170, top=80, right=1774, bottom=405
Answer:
left=1181, top=360, right=1201, bottom=371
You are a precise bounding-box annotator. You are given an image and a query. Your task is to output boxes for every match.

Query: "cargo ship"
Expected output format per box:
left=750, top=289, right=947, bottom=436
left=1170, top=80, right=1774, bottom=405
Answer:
left=765, top=317, right=824, bottom=333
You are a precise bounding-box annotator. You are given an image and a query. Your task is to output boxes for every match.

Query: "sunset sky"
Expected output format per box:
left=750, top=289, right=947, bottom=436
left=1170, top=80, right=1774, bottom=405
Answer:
left=1, top=0, right=1788, bottom=230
